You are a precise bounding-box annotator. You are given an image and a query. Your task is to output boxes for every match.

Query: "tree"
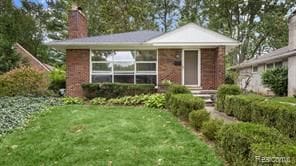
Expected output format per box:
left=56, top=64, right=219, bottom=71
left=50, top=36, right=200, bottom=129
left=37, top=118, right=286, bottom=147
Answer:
left=203, top=0, right=295, bottom=64
left=154, top=0, right=180, bottom=32
left=179, top=0, right=295, bottom=65
left=75, top=0, right=157, bottom=35
left=179, top=0, right=205, bottom=26
left=0, top=0, right=21, bottom=73
left=19, top=0, right=49, bottom=63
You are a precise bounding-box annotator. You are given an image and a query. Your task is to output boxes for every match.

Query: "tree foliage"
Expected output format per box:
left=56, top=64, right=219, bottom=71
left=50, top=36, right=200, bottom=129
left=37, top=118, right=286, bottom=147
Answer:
left=180, top=0, right=295, bottom=64
left=262, top=68, right=288, bottom=96
left=0, top=0, right=21, bottom=73
left=1, top=0, right=295, bottom=73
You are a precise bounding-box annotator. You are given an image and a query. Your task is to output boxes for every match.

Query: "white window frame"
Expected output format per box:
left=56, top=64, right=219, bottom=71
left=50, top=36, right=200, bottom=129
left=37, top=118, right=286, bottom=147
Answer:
left=90, top=49, right=158, bottom=85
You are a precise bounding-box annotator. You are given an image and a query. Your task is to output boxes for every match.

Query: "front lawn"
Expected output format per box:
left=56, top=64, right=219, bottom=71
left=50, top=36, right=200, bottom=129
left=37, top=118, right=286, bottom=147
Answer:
left=0, top=105, right=221, bottom=165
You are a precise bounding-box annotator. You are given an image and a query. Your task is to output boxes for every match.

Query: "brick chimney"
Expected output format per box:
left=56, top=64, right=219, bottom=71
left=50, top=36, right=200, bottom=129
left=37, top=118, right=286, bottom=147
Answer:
left=68, top=4, right=88, bottom=39
left=66, top=4, right=90, bottom=97
left=288, top=10, right=296, bottom=50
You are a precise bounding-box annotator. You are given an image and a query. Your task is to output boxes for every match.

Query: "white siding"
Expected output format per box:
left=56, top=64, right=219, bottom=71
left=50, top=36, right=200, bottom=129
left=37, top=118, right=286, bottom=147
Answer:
left=288, top=56, right=296, bottom=96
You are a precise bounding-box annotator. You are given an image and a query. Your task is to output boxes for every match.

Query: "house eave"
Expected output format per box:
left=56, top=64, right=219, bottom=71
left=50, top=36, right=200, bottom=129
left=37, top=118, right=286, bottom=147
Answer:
left=230, top=50, right=296, bottom=70
left=150, top=42, right=240, bottom=46
left=46, top=41, right=240, bottom=51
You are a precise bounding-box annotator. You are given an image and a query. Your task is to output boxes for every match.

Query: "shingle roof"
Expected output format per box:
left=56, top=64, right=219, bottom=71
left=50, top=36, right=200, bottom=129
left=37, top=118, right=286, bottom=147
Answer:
left=48, top=30, right=163, bottom=45
left=230, top=46, right=296, bottom=69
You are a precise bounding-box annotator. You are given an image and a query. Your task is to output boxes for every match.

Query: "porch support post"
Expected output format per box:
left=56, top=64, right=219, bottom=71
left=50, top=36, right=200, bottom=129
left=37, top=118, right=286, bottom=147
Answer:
left=215, top=46, right=225, bottom=88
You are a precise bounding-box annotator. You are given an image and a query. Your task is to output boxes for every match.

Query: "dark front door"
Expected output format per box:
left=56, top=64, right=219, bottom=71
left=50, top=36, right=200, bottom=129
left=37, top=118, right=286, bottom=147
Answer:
left=184, top=50, right=198, bottom=85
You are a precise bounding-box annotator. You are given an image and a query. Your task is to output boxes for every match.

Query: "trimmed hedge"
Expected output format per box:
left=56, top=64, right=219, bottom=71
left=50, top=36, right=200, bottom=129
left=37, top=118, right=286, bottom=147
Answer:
left=189, top=109, right=210, bottom=130
left=81, top=83, right=155, bottom=99
left=169, top=94, right=204, bottom=120
left=223, top=94, right=296, bottom=139
left=201, top=119, right=224, bottom=141
left=217, top=122, right=290, bottom=165
left=216, top=84, right=241, bottom=112
left=165, top=84, right=191, bottom=109
left=250, top=143, right=296, bottom=165
left=224, top=95, right=264, bottom=120
left=251, top=100, right=296, bottom=139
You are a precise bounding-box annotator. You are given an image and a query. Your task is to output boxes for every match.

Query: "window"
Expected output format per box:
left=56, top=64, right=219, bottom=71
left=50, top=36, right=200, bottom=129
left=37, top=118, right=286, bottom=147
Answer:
left=265, top=61, right=283, bottom=71
left=91, top=50, right=157, bottom=84
left=252, top=66, right=258, bottom=73
left=266, top=63, right=274, bottom=70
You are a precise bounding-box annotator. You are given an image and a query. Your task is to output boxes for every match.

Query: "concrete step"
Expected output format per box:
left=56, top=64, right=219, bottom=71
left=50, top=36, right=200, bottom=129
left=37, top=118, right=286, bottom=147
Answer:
left=193, top=94, right=212, bottom=99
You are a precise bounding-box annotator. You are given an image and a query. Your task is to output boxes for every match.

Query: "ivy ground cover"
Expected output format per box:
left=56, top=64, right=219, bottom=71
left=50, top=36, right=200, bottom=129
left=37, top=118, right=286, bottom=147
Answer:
left=0, top=105, right=221, bottom=165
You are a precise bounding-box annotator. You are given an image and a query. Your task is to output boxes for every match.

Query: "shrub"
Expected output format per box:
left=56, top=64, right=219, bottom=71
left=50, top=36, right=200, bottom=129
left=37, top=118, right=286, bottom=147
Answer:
left=217, top=122, right=289, bottom=165
left=165, top=84, right=191, bottom=109
left=62, top=97, right=84, bottom=105
left=48, top=67, right=66, bottom=94
left=90, top=97, right=108, bottom=105
left=106, top=94, right=150, bottom=106
left=201, top=119, right=224, bottom=141
left=189, top=109, right=210, bottom=130
left=0, top=96, right=62, bottom=135
left=144, top=94, right=166, bottom=109
left=170, top=94, right=204, bottom=120
left=0, top=66, right=49, bottom=96
left=251, top=100, right=296, bottom=139
left=225, top=70, right=238, bottom=84
left=224, top=94, right=264, bottom=120
left=262, top=67, right=288, bottom=96
left=107, top=98, right=122, bottom=105
left=250, top=143, right=296, bottom=165
left=216, top=84, right=241, bottom=112
left=81, top=83, right=155, bottom=99
left=119, top=95, right=149, bottom=106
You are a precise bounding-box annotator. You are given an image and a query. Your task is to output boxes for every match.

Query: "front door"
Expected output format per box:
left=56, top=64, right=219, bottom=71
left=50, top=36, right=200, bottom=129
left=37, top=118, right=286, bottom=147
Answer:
left=184, top=50, right=199, bottom=85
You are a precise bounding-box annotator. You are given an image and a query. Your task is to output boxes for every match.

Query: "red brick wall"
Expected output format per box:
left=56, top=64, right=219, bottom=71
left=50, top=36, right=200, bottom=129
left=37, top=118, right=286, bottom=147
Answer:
left=200, top=47, right=225, bottom=90
left=68, top=10, right=88, bottom=39
left=215, top=46, right=225, bottom=88
left=201, top=48, right=216, bottom=89
left=158, top=48, right=225, bottom=90
left=158, top=49, right=182, bottom=84
left=66, top=49, right=90, bottom=97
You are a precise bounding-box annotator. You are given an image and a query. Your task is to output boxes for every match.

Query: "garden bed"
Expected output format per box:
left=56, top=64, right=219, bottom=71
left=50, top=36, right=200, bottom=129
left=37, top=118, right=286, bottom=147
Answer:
left=0, top=96, right=61, bottom=135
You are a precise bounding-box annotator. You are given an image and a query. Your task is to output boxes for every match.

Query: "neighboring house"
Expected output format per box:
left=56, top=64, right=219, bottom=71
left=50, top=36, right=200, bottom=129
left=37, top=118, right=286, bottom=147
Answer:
left=231, top=11, right=296, bottom=96
left=47, top=6, right=239, bottom=97
left=14, top=43, right=53, bottom=72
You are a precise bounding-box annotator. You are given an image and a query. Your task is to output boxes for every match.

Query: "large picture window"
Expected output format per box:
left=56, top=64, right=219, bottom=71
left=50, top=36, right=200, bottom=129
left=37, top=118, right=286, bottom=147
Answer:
left=91, top=50, right=157, bottom=84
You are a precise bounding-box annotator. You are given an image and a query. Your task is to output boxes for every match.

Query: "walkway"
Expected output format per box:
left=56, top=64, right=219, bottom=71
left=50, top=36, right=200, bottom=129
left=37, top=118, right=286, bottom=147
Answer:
left=205, top=106, right=238, bottom=123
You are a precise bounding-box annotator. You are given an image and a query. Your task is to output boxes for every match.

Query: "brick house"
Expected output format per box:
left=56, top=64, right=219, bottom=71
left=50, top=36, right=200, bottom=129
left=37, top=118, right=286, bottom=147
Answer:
left=47, top=7, right=239, bottom=97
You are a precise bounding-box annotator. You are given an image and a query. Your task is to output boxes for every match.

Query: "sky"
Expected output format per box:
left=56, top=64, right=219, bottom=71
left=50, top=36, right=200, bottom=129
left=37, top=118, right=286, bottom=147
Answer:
left=13, top=0, right=48, bottom=8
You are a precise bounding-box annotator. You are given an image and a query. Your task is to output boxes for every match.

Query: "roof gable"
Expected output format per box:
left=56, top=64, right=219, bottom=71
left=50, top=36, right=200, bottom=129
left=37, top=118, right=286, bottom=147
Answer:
left=147, top=23, right=238, bottom=45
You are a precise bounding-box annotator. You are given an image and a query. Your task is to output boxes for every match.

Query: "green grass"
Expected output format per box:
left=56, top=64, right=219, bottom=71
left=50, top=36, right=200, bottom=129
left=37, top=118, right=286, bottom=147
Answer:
left=270, top=96, right=296, bottom=104
left=0, top=105, right=222, bottom=166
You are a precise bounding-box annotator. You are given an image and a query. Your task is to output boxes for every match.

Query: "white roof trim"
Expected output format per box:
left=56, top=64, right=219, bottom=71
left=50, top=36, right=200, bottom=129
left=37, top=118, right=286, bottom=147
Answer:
left=147, top=23, right=239, bottom=45
left=15, top=43, right=50, bottom=72
left=230, top=50, right=296, bottom=69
